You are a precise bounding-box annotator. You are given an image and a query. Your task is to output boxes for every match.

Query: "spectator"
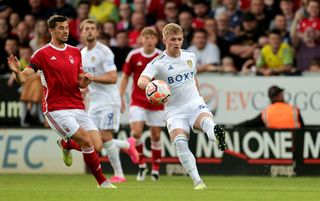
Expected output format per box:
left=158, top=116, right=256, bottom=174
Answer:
left=278, top=0, right=295, bottom=31
left=68, top=0, right=91, bottom=45
left=29, top=19, right=50, bottom=52
left=17, top=45, right=43, bottom=126
left=291, top=26, right=320, bottom=72
left=24, top=14, right=36, bottom=38
left=117, top=3, right=131, bottom=30
left=27, top=0, right=47, bottom=19
left=297, top=0, right=320, bottom=33
left=309, top=59, right=320, bottom=72
left=249, top=0, right=275, bottom=31
left=188, top=29, right=221, bottom=73
left=220, top=56, right=237, bottom=73
left=238, top=85, right=304, bottom=129
left=214, top=0, right=243, bottom=31
left=8, top=12, right=20, bottom=34
left=178, top=10, right=194, bottom=49
left=102, top=20, right=118, bottom=47
left=0, top=0, right=13, bottom=18
left=256, top=29, right=294, bottom=76
left=15, top=21, right=31, bottom=45
left=128, top=12, right=145, bottom=48
left=269, top=14, right=291, bottom=43
left=192, top=0, right=210, bottom=29
left=89, top=0, right=119, bottom=24
left=46, top=0, right=77, bottom=19
left=0, top=17, right=9, bottom=50
left=163, top=0, right=179, bottom=24
left=204, top=17, right=218, bottom=44
left=110, top=30, right=132, bottom=71
left=0, top=35, right=18, bottom=75
left=229, top=12, right=263, bottom=70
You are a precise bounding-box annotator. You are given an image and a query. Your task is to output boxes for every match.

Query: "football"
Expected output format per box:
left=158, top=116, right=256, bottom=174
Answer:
left=145, top=80, right=171, bottom=105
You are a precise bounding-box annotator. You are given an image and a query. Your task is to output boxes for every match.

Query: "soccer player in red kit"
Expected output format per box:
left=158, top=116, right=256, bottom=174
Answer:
left=119, top=27, right=164, bottom=181
left=7, top=15, right=116, bottom=189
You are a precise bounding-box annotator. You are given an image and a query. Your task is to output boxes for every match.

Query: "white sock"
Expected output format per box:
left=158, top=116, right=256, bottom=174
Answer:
left=174, top=134, right=202, bottom=185
left=201, top=117, right=217, bottom=142
left=104, top=140, right=124, bottom=178
left=113, top=139, right=130, bottom=149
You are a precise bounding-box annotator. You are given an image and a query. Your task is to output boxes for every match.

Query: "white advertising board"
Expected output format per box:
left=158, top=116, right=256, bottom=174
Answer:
left=0, top=129, right=85, bottom=173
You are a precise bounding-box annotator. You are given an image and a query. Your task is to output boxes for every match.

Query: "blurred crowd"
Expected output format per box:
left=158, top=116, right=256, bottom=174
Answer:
left=1, top=0, right=320, bottom=126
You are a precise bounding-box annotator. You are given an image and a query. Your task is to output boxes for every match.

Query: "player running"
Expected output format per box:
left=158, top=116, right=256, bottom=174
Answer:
left=119, top=27, right=164, bottom=181
left=80, top=19, right=139, bottom=183
left=7, top=15, right=116, bottom=188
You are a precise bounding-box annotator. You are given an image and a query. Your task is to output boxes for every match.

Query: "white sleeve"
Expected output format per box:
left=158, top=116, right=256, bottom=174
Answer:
left=204, top=44, right=220, bottom=65
left=102, top=50, right=117, bottom=72
left=141, top=61, right=158, bottom=79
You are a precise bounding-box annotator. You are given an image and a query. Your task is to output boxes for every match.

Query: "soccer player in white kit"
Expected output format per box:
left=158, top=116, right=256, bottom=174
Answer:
left=80, top=19, right=139, bottom=183
left=138, top=23, right=227, bottom=189
left=119, top=27, right=164, bottom=181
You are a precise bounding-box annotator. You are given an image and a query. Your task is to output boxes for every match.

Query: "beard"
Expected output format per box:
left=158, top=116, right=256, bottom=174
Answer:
left=86, top=35, right=95, bottom=42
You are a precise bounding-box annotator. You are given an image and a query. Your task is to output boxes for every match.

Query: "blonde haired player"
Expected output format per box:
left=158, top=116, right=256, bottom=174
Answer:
left=79, top=19, right=139, bottom=183
left=138, top=23, right=227, bottom=189
left=119, top=27, right=164, bottom=181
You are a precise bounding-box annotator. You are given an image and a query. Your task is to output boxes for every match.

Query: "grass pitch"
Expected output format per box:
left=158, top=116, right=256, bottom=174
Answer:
left=0, top=174, right=319, bottom=201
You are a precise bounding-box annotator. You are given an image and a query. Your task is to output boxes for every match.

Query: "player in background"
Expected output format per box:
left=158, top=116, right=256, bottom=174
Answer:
left=119, top=27, right=164, bottom=181
left=138, top=23, right=227, bottom=189
left=7, top=15, right=116, bottom=188
left=80, top=19, right=139, bottom=183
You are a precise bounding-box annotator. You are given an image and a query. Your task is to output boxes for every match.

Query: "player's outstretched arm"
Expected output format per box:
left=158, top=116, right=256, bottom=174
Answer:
left=137, top=75, right=151, bottom=91
left=7, top=55, right=35, bottom=84
left=92, top=70, right=117, bottom=84
left=119, top=73, right=129, bottom=113
left=78, top=72, right=93, bottom=88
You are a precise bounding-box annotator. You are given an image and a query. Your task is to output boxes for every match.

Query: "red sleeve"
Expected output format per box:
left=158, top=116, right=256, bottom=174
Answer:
left=122, top=54, right=133, bottom=76
left=28, top=51, right=42, bottom=71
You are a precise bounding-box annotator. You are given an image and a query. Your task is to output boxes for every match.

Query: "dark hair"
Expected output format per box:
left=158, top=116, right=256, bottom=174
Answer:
left=47, top=15, right=68, bottom=29
left=193, top=28, right=208, bottom=38
left=78, top=0, right=91, bottom=7
left=268, top=29, right=282, bottom=36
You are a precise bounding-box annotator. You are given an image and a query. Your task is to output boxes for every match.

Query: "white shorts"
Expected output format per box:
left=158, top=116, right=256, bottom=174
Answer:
left=45, top=109, right=98, bottom=139
left=166, top=102, right=212, bottom=134
left=129, top=105, right=165, bottom=127
left=88, top=106, right=120, bottom=132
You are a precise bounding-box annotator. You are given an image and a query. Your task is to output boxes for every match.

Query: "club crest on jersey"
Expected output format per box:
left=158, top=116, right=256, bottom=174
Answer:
left=187, top=60, right=193, bottom=68
left=91, top=56, right=96, bottom=63
left=69, top=55, right=74, bottom=64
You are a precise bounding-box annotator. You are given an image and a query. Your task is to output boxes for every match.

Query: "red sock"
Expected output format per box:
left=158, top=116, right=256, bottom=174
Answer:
left=61, top=139, right=81, bottom=151
left=82, top=147, right=107, bottom=185
left=151, top=149, right=161, bottom=171
left=136, top=144, right=145, bottom=165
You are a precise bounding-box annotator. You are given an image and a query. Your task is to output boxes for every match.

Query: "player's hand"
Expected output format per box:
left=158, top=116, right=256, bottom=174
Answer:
left=79, top=72, right=93, bottom=88
left=121, top=97, right=126, bottom=113
left=7, top=55, right=21, bottom=73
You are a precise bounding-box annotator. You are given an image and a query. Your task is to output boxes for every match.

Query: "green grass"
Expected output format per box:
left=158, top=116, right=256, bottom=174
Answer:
left=0, top=174, right=319, bottom=201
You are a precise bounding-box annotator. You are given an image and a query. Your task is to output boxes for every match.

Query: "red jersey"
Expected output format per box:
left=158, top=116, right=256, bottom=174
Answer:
left=123, top=48, right=163, bottom=110
left=28, top=43, right=85, bottom=113
left=298, top=18, right=320, bottom=33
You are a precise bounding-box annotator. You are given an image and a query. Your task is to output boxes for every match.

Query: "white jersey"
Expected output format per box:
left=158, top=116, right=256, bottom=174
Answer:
left=141, top=49, right=204, bottom=118
left=81, top=42, right=120, bottom=111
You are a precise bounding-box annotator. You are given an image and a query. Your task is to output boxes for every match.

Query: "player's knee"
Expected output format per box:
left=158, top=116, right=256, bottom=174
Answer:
left=77, top=133, right=93, bottom=148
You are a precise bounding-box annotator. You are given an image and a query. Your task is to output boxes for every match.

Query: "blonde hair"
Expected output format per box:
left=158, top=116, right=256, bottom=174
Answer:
left=162, top=23, right=183, bottom=39
left=80, top=19, right=99, bottom=31
left=140, top=26, right=158, bottom=37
